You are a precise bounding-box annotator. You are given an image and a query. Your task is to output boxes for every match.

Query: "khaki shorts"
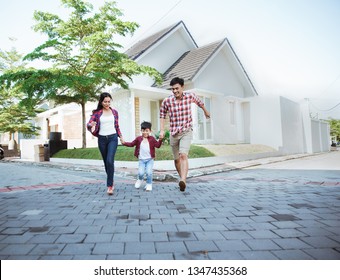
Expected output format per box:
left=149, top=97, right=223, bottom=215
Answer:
left=170, top=129, right=193, bottom=160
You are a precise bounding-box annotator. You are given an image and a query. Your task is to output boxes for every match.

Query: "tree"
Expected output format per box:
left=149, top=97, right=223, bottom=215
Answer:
left=0, top=46, right=41, bottom=142
left=1, top=0, right=162, bottom=148
left=328, top=118, right=340, bottom=142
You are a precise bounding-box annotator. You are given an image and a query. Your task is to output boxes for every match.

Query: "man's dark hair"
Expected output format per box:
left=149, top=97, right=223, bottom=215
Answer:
left=141, top=121, right=152, bottom=130
left=170, top=77, right=184, bottom=86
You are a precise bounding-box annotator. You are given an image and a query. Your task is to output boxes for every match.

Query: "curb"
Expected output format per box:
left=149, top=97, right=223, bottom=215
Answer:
left=1, top=152, right=323, bottom=182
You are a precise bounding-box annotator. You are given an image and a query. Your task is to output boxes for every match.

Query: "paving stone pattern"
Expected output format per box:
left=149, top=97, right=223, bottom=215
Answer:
left=1, top=170, right=340, bottom=260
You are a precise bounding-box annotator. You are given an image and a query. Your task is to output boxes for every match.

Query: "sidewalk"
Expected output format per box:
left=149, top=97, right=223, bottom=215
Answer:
left=4, top=150, right=317, bottom=181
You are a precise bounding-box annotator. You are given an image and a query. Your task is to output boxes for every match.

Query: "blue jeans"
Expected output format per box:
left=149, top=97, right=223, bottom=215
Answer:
left=98, top=134, right=118, bottom=187
left=138, top=158, right=154, bottom=184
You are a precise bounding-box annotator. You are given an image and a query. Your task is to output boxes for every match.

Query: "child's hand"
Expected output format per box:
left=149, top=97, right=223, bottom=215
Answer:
left=159, top=130, right=164, bottom=140
left=120, top=137, right=125, bottom=145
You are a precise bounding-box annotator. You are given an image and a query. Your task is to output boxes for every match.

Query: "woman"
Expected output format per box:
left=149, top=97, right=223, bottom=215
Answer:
left=87, top=92, right=124, bottom=195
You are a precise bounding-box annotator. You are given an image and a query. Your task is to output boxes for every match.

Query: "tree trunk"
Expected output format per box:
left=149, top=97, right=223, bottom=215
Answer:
left=81, top=102, right=86, bottom=148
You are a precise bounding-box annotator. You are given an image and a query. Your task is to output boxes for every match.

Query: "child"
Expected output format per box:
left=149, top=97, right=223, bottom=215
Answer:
left=122, top=121, right=162, bottom=191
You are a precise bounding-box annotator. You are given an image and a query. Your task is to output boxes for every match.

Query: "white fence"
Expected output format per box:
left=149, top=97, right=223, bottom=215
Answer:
left=310, top=119, right=330, bottom=153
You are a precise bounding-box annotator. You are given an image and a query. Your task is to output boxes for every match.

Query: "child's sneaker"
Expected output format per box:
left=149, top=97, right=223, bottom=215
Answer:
left=135, top=179, right=143, bottom=189
left=145, top=184, right=152, bottom=191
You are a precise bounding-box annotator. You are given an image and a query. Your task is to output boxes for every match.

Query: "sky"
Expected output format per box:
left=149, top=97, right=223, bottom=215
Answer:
left=1, top=0, right=340, bottom=118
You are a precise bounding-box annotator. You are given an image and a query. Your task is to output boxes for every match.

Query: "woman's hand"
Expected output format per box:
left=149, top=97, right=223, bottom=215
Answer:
left=89, top=121, right=96, bottom=132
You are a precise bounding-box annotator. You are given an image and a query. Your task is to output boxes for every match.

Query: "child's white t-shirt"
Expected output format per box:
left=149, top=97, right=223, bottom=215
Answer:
left=139, top=140, right=151, bottom=159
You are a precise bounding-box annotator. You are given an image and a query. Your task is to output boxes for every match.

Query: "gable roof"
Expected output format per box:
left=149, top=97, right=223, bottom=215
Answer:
left=159, top=39, right=224, bottom=88
left=125, top=21, right=258, bottom=95
left=125, top=21, right=197, bottom=60
left=159, top=38, right=258, bottom=95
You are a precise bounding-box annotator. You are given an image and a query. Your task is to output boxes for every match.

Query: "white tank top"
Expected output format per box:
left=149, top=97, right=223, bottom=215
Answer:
left=99, top=113, right=116, bottom=136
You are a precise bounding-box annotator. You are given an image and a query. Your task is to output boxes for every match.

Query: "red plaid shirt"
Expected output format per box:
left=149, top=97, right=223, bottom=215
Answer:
left=160, top=92, right=204, bottom=135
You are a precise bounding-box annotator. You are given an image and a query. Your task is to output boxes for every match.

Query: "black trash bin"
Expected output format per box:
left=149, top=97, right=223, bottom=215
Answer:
left=0, top=145, right=4, bottom=160
left=49, top=132, right=62, bottom=141
left=44, top=144, right=50, bottom=161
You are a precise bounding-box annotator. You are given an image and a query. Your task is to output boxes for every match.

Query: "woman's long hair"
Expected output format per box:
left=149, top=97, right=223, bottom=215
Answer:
left=93, top=92, right=112, bottom=113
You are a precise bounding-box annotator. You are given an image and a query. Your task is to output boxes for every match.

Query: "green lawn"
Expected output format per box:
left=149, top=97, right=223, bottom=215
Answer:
left=52, top=144, right=215, bottom=161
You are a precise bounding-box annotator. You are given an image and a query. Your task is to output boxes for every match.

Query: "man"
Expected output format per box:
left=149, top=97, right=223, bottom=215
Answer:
left=159, top=77, right=210, bottom=191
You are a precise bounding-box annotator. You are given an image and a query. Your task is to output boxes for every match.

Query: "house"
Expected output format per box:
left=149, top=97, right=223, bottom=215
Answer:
left=17, top=21, right=329, bottom=160
left=109, top=21, right=258, bottom=146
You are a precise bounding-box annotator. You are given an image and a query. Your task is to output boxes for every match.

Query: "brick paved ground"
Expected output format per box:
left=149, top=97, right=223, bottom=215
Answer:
left=1, top=166, right=339, bottom=260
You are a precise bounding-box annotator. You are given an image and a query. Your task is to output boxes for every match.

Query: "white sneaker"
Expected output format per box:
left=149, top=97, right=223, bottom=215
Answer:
left=135, top=179, right=143, bottom=189
left=145, top=184, right=152, bottom=191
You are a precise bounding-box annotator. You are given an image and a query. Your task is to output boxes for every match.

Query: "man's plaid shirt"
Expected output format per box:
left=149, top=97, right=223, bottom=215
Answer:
left=160, top=92, right=204, bottom=136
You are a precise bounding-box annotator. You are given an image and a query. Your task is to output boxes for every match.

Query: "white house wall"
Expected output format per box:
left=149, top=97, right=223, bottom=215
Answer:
left=279, top=96, right=305, bottom=154
left=211, top=96, right=231, bottom=144
left=36, top=118, right=48, bottom=141
left=249, top=96, right=283, bottom=150
left=300, top=100, right=330, bottom=154
left=311, top=120, right=322, bottom=152
left=300, top=101, right=313, bottom=153
left=242, top=101, right=251, bottom=143
left=139, top=98, right=152, bottom=125
left=194, top=51, right=245, bottom=97
left=36, top=103, right=80, bottom=140
left=319, top=121, right=330, bottom=152
left=223, top=46, right=256, bottom=98
left=311, top=119, right=330, bottom=153
left=209, top=95, right=241, bottom=144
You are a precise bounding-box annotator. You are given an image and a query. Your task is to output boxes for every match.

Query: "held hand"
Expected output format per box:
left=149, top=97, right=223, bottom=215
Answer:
left=159, top=130, right=164, bottom=140
left=120, top=137, right=125, bottom=145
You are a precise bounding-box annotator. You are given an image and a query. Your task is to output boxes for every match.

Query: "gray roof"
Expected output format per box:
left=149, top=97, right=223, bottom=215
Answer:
left=159, top=38, right=258, bottom=95
left=159, top=39, right=224, bottom=88
left=125, top=21, right=197, bottom=60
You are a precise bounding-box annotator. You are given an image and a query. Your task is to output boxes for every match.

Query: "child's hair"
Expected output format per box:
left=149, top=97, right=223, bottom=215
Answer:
left=141, top=121, right=152, bottom=130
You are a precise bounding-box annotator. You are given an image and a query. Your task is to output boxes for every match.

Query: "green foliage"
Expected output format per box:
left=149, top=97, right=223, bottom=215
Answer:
left=0, top=104, right=40, bottom=136
left=0, top=46, right=27, bottom=72
left=25, top=0, right=163, bottom=96
left=0, top=47, right=40, bottom=136
left=52, top=145, right=215, bottom=161
left=328, top=118, right=340, bottom=141
left=0, top=0, right=163, bottom=148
